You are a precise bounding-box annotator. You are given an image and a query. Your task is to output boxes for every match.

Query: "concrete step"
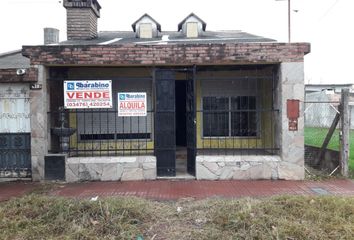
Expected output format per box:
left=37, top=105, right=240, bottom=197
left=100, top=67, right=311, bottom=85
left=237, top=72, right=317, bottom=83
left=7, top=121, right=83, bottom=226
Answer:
left=157, top=173, right=196, bottom=180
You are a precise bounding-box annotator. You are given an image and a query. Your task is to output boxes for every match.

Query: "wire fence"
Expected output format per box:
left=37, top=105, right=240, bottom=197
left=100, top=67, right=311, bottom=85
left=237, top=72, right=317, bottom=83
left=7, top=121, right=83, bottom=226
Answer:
left=304, top=100, right=341, bottom=172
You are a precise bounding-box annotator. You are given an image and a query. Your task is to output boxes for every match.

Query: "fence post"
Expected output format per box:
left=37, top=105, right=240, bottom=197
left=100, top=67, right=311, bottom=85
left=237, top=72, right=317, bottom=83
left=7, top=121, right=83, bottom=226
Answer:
left=340, top=88, right=350, bottom=177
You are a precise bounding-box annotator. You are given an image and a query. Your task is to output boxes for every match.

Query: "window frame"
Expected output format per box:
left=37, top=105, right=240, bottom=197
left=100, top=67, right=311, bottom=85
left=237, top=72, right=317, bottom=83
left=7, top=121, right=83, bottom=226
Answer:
left=201, top=95, right=260, bottom=138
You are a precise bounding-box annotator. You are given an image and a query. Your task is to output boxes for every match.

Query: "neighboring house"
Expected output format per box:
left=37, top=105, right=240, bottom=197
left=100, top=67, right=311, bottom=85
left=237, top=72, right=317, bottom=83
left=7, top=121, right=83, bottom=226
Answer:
left=9, top=0, right=310, bottom=182
left=305, top=90, right=354, bottom=129
left=306, top=84, right=354, bottom=94
left=0, top=28, right=57, bottom=180
left=0, top=50, right=33, bottom=179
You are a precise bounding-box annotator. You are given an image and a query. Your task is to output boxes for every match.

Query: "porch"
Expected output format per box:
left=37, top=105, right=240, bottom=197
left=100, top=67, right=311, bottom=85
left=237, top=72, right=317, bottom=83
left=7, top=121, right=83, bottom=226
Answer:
left=46, top=64, right=282, bottom=181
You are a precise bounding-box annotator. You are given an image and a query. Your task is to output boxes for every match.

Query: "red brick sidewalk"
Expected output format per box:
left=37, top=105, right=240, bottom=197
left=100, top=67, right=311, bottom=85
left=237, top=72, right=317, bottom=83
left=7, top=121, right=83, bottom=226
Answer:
left=0, top=182, right=37, bottom=202
left=2, top=180, right=354, bottom=202
left=50, top=179, right=354, bottom=200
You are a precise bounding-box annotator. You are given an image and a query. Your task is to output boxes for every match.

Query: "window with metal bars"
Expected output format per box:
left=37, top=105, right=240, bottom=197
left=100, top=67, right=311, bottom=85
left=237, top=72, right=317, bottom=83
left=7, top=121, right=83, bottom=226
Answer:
left=74, top=79, right=153, bottom=141
left=202, top=96, right=258, bottom=137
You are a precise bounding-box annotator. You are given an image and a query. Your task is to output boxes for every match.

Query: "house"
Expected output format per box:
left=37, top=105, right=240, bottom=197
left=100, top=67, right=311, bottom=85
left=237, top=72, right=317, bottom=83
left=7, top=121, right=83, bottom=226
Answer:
left=5, top=0, right=310, bottom=181
left=305, top=88, right=354, bottom=130
left=305, top=84, right=354, bottom=94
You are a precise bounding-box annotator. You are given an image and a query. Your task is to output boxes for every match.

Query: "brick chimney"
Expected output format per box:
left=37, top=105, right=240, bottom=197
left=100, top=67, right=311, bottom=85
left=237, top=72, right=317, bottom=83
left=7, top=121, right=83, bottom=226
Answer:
left=63, top=0, right=101, bottom=40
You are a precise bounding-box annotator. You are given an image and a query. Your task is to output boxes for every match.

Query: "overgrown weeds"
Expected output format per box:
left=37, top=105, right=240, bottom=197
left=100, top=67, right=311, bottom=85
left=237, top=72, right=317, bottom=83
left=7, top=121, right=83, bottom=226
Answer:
left=206, top=196, right=354, bottom=239
left=1, top=194, right=354, bottom=239
left=0, top=195, right=165, bottom=240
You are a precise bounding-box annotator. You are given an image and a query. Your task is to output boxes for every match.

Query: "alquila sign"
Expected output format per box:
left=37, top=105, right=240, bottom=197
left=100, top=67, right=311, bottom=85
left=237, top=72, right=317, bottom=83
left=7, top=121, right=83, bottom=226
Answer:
left=118, top=92, right=147, bottom=117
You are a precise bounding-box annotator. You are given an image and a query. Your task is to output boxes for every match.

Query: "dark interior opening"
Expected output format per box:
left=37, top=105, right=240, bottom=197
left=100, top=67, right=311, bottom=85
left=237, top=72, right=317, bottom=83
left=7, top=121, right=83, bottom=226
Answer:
left=175, top=80, right=187, bottom=147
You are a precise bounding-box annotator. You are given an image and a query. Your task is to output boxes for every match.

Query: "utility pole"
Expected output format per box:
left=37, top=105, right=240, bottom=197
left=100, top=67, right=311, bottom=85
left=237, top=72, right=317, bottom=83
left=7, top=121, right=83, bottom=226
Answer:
left=276, top=0, right=291, bottom=43
left=287, top=0, right=291, bottom=43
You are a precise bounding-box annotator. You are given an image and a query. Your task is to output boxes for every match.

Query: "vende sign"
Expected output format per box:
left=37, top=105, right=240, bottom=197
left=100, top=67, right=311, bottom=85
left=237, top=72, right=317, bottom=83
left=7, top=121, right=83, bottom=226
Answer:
left=64, top=80, right=112, bottom=109
left=118, top=92, right=147, bottom=117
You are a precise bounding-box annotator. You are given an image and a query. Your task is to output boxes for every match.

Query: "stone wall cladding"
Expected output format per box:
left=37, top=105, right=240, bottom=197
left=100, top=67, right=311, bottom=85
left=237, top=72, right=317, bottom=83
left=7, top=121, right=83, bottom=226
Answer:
left=278, top=62, right=305, bottom=180
left=196, top=155, right=281, bottom=180
left=0, top=68, right=38, bottom=83
left=30, top=65, right=48, bottom=180
left=66, top=156, right=156, bottom=182
left=22, top=43, right=310, bottom=66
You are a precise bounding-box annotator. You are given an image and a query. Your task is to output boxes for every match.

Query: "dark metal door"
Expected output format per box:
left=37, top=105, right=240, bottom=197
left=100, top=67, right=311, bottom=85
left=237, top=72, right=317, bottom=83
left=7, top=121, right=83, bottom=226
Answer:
left=186, top=66, right=196, bottom=175
left=0, top=133, right=31, bottom=178
left=155, top=70, right=176, bottom=176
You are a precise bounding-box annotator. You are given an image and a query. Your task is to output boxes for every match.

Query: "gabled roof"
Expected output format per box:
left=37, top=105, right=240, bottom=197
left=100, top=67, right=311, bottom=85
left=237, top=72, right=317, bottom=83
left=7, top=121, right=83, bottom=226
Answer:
left=178, top=13, right=207, bottom=32
left=131, top=13, right=162, bottom=32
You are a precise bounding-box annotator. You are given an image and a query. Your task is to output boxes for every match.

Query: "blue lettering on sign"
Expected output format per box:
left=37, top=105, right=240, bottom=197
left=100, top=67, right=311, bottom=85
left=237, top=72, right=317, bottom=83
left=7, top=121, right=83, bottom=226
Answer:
left=119, top=94, right=126, bottom=100
left=75, top=82, right=110, bottom=89
left=67, top=82, right=75, bottom=90
left=126, top=93, right=145, bottom=99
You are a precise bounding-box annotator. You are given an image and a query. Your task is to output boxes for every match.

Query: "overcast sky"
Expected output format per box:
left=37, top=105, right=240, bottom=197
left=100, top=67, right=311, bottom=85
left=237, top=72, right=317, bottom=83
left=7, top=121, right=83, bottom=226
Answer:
left=0, top=0, right=352, bottom=84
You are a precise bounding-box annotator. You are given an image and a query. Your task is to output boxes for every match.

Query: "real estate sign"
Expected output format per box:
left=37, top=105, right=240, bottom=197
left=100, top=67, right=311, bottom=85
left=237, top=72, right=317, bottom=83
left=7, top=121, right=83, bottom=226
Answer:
left=64, top=80, right=112, bottom=109
left=118, top=92, right=147, bottom=117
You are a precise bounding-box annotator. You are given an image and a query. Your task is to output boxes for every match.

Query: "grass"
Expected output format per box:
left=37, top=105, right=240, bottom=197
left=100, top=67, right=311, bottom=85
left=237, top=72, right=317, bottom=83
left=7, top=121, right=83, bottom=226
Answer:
left=305, top=127, right=354, bottom=170
left=1, top=194, right=354, bottom=239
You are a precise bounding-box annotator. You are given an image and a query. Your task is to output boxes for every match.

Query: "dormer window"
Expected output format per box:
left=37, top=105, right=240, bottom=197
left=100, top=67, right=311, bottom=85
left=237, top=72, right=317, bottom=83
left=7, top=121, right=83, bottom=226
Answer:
left=132, top=14, right=161, bottom=39
left=186, top=22, right=198, bottom=38
left=178, top=13, right=206, bottom=38
left=139, top=23, right=153, bottom=39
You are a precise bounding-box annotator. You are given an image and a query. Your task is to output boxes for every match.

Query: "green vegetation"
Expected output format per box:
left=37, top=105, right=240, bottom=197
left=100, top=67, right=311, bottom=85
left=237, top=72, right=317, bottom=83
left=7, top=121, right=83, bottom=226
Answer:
left=1, top=195, right=354, bottom=239
left=304, top=127, right=354, bottom=170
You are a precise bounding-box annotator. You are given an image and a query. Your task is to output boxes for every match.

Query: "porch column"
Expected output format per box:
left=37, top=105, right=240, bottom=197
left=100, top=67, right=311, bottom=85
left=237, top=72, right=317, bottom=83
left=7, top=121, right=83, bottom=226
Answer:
left=30, top=65, right=49, bottom=180
left=278, top=62, right=305, bottom=180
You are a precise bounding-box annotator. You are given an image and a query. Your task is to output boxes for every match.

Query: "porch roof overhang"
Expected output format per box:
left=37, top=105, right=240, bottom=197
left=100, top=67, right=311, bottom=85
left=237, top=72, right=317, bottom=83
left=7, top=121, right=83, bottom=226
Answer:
left=22, top=42, right=310, bottom=67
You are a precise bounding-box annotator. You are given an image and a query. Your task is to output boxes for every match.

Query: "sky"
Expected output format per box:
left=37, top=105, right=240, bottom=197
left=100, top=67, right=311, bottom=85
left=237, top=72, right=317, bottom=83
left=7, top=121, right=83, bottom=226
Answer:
left=0, top=0, right=353, bottom=84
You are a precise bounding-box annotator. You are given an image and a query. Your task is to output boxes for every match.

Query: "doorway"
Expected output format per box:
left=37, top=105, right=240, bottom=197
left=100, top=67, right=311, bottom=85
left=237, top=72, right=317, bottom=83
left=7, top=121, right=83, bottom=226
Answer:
left=175, top=80, right=188, bottom=175
left=175, top=81, right=187, bottom=147
left=154, top=68, right=196, bottom=178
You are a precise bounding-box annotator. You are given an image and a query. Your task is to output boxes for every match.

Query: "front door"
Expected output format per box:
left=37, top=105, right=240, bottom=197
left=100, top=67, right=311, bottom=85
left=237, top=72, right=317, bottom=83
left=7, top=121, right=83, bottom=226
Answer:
left=154, top=70, right=176, bottom=176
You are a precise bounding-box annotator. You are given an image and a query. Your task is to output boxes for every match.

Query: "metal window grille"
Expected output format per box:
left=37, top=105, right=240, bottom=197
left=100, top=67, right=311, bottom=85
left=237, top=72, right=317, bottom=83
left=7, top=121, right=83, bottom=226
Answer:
left=48, top=109, right=154, bottom=157
left=197, top=70, right=279, bottom=155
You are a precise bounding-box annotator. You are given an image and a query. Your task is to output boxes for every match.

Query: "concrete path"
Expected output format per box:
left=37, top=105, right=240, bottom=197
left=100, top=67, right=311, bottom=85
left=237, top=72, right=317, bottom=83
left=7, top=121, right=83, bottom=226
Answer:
left=2, top=179, right=354, bottom=202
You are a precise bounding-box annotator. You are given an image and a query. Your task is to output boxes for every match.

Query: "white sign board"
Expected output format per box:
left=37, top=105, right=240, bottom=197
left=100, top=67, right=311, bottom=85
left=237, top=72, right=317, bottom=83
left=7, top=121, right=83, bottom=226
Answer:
left=118, top=92, right=147, bottom=116
left=64, top=80, right=112, bottom=109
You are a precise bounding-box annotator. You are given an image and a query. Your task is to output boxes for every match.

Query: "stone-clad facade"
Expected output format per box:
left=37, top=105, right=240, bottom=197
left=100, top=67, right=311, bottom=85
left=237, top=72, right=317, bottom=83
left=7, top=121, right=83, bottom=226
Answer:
left=22, top=46, right=308, bottom=181
left=66, top=156, right=156, bottom=182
